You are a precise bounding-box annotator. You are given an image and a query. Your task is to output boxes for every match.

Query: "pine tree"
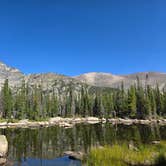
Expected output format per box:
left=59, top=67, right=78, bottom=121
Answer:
left=93, top=93, right=103, bottom=117
left=135, top=77, right=146, bottom=119
left=114, top=83, right=127, bottom=118
left=155, top=84, right=163, bottom=117
left=2, top=79, right=13, bottom=119
left=128, top=85, right=137, bottom=118
left=146, top=85, right=157, bottom=119
left=32, top=85, right=40, bottom=120
left=161, top=89, right=166, bottom=117
left=80, top=86, right=90, bottom=117
left=93, top=94, right=100, bottom=117
left=144, top=93, right=151, bottom=119
left=50, top=90, right=58, bottom=117
left=102, top=93, right=114, bottom=119
left=16, top=80, right=28, bottom=119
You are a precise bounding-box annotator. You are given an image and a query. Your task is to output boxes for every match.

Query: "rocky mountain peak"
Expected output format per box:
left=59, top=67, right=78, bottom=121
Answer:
left=0, top=61, right=24, bottom=89
left=75, top=72, right=125, bottom=87
left=0, top=61, right=166, bottom=91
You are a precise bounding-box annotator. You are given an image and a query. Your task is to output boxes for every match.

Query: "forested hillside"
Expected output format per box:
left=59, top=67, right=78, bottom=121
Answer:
left=0, top=78, right=165, bottom=120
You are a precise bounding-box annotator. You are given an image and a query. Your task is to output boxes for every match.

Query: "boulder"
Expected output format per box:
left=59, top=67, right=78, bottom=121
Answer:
left=0, top=135, right=8, bottom=166
left=0, top=122, right=7, bottom=127
left=49, top=117, right=63, bottom=123
left=86, top=117, right=100, bottom=124
left=0, top=158, right=6, bottom=165
left=73, top=118, right=83, bottom=124
left=128, top=141, right=138, bottom=151
left=19, top=119, right=29, bottom=124
left=101, top=118, right=106, bottom=123
left=152, top=141, right=160, bottom=145
left=0, top=135, right=8, bottom=157
left=64, top=151, right=84, bottom=160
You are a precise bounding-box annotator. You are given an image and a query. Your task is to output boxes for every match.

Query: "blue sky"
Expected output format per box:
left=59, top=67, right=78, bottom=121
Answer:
left=0, top=0, right=166, bottom=76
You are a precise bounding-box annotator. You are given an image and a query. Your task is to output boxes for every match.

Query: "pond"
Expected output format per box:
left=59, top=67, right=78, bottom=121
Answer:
left=0, top=123, right=166, bottom=166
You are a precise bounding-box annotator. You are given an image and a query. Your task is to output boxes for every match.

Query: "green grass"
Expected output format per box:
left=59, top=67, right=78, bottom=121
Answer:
left=0, top=118, right=6, bottom=123
left=0, top=118, right=20, bottom=123
left=86, top=141, right=166, bottom=166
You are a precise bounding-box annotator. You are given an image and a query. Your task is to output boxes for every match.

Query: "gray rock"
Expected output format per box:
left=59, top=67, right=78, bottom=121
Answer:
left=128, top=141, right=138, bottom=151
left=0, top=158, right=6, bottom=165
left=0, top=135, right=8, bottom=157
left=64, top=151, right=85, bottom=161
left=152, top=141, right=160, bottom=144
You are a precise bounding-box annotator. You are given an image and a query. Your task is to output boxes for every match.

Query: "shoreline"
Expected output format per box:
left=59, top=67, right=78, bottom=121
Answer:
left=0, top=117, right=166, bottom=129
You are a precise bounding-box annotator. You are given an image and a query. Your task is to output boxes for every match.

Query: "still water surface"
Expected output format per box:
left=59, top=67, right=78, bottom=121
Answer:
left=0, top=123, right=166, bottom=166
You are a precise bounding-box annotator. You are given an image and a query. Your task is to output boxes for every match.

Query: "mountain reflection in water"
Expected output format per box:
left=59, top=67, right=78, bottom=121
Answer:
left=0, top=123, right=165, bottom=166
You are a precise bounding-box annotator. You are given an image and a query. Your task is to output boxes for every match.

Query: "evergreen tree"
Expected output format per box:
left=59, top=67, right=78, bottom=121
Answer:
left=136, top=78, right=145, bottom=119
left=102, top=93, right=114, bottom=119
left=2, top=79, right=13, bottom=119
left=155, top=84, right=163, bottom=117
left=114, top=83, right=127, bottom=118
left=143, top=93, right=151, bottom=119
left=128, top=85, right=137, bottom=118
left=93, top=93, right=103, bottom=117
left=80, top=86, right=90, bottom=117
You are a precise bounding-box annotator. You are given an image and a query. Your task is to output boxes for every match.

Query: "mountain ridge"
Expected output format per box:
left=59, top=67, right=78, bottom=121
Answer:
left=0, top=61, right=166, bottom=90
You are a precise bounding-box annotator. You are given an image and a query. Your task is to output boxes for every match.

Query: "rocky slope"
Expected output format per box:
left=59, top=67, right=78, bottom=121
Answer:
left=74, top=72, right=125, bottom=88
left=0, top=62, right=24, bottom=90
left=0, top=61, right=166, bottom=90
left=0, top=62, right=87, bottom=98
left=75, top=72, right=166, bottom=89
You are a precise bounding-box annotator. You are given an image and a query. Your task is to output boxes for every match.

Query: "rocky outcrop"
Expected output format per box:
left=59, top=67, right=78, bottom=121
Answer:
left=0, top=62, right=24, bottom=90
left=0, top=135, right=8, bottom=165
left=0, top=62, right=87, bottom=98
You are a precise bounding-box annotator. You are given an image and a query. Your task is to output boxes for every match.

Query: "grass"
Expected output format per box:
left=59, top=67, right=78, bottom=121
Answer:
left=86, top=141, right=166, bottom=166
left=0, top=118, right=6, bottom=123
left=0, top=118, right=19, bottom=123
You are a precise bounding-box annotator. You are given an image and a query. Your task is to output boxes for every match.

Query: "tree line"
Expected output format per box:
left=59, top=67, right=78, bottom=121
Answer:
left=0, top=79, right=166, bottom=120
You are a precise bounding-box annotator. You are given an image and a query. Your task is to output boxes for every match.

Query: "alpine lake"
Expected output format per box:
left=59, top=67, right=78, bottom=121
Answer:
left=0, top=123, right=166, bottom=166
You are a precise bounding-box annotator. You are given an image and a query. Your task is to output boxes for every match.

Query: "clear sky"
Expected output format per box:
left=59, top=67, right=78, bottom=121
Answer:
left=0, top=0, right=166, bottom=76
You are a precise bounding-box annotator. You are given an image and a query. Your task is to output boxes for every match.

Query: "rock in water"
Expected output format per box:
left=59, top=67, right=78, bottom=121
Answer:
left=0, top=135, right=8, bottom=157
left=0, top=158, right=7, bottom=165
left=0, top=135, right=8, bottom=165
left=64, top=151, right=84, bottom=161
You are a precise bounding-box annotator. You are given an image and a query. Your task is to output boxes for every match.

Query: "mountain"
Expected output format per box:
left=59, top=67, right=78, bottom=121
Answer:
left=75, top=72, right=166, bottom=89
left=0, top=62, right=24, bottom=89
left=0, top=62, right=87, bottom=97
left=0, top=61, right=166, bottom=90
left=74, top=72, right=124, bottom=87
